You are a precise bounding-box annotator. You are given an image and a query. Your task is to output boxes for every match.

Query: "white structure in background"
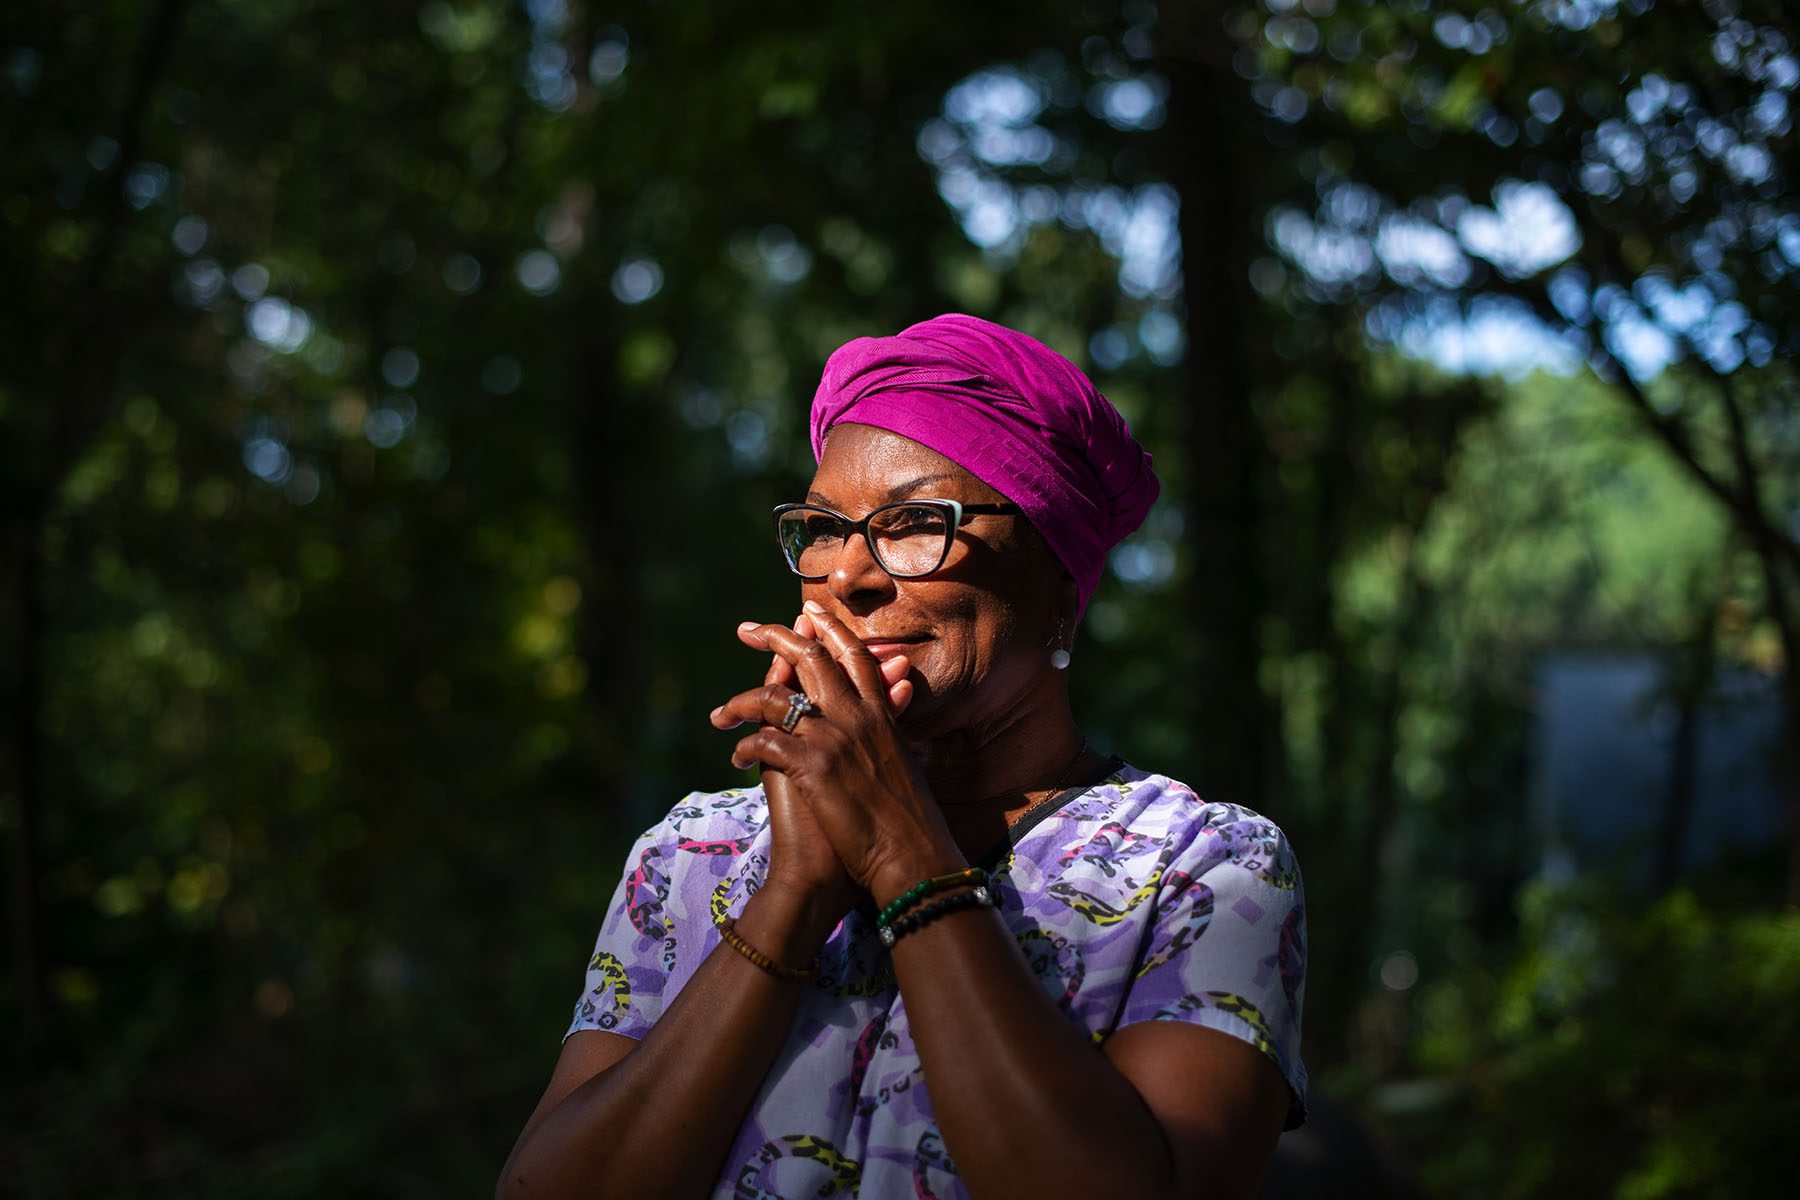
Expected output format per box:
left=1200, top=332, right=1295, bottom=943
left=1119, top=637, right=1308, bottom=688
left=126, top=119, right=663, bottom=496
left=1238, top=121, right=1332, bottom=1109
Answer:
left=1533, top=650, right=1786, bottom=887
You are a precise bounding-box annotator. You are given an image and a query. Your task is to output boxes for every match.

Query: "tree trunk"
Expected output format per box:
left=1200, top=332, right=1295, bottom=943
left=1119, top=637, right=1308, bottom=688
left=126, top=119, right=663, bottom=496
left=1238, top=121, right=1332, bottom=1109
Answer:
left=1161, top=35, right=1277, bottom=810
left=1652, top=604, right=1717, bottom=896
left=564, top=296, right=643, bottom=818
left=6, top=510, right=46, bottom=1049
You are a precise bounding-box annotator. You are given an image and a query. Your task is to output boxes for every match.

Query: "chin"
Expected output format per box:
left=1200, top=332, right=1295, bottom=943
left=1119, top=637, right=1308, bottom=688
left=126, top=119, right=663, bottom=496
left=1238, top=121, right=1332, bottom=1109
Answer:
left=891, top=674, right=978, bottom=739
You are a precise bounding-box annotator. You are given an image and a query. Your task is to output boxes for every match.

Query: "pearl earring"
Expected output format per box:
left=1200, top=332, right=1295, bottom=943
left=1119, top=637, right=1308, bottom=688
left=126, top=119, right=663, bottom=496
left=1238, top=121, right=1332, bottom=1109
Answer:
left=1049, top=619, right=1071, bottom=670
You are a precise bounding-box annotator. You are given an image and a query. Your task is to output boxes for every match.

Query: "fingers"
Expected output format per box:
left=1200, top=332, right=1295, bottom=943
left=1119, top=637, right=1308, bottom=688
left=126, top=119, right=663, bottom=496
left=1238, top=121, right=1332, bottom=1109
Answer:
left=742, top=622, right=866, bottom=707
left=760, top=612, right=814, bottom=689
left=799, top=601, right=887, bottom=699
left=711, top=684, right=808, bottom=732
left=710, top=655, right=909, bottom=729
left=731, top=727, right=796, bottom=772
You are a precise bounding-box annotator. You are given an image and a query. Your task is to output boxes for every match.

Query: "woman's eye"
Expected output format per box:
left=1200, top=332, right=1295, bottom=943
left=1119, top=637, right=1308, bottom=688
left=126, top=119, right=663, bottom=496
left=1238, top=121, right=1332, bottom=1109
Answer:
left=877, top=510, right=939, bottom=535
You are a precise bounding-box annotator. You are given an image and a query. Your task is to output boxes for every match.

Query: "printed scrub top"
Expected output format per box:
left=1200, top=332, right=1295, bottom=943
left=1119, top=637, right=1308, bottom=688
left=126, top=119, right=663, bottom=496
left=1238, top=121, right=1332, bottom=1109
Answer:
left=566, top=764, right=1308, bottom=1199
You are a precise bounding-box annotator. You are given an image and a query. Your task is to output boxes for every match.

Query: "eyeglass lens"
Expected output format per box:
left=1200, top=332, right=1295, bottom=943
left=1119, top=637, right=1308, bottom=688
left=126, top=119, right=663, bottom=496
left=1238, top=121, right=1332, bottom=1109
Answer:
left=778, top=504, right=951, bottom=577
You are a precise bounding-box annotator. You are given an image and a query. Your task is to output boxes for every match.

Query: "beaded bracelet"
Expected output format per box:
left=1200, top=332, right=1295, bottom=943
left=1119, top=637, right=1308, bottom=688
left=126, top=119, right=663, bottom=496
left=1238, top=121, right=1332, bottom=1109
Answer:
left=716, top=916, right=818, bottom=982
left=876, top=867, right=989, bottom=930
left=878, top=885, right=994, bottom=949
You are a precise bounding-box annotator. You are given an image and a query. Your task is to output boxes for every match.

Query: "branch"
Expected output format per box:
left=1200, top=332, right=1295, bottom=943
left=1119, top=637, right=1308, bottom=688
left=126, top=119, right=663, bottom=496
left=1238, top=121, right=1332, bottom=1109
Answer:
left=1477, top=260, right=1800, bottom=582
left=41, top=0, right=190, bottom=506
left=1554, top=175, right=1800, bottom=577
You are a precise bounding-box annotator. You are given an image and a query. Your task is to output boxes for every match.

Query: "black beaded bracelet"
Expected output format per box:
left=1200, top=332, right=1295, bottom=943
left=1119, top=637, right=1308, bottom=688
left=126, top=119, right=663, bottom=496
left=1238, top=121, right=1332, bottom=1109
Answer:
left=877, top=885, right=994, bottom=949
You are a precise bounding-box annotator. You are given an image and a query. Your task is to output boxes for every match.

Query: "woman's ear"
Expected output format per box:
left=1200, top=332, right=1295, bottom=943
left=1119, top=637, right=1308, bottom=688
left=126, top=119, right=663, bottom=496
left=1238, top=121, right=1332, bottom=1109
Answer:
left=1058, top=571, right=1080, bottom=626
left=1048, top=574, right=1079, bottom=670
left=1052, top=571, right=1080, bottom=647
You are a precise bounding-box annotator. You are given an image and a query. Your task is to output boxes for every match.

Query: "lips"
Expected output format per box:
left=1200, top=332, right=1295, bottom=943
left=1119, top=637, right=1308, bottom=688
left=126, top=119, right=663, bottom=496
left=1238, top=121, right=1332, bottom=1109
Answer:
left=861, top=636, right=928, bottom=659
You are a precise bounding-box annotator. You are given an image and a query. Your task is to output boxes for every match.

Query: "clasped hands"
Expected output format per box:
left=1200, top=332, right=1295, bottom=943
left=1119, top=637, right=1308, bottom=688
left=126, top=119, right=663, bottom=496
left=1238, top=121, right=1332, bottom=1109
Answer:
left=708, top=601, right=960, bottom=926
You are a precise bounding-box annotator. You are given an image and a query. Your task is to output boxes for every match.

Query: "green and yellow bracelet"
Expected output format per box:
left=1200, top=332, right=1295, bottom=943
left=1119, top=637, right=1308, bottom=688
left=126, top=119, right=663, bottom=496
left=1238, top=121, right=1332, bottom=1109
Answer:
left=878, top=886, right=996, bottom=949
left=876, top=867, right=989, bottom=937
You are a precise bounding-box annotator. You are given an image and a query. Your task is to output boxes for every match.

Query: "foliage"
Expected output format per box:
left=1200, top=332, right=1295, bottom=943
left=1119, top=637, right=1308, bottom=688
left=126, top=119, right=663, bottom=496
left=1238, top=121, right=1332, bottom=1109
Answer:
left=0, top=0, right=1795, bottom=1195
left=1395, top=885, right=1800, bottom=1199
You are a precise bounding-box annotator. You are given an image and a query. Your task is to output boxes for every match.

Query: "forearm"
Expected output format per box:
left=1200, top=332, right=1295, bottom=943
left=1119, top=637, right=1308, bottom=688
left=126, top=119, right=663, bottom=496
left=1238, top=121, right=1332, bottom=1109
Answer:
left=498, top=885, right=837, bottom=1200
left=883, top=873, right=1176, bottom=1200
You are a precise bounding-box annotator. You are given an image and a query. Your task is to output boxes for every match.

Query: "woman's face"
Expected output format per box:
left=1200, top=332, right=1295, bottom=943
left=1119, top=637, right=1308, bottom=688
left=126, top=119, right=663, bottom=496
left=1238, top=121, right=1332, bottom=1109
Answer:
left=799, top=423, right=1070, bottom=736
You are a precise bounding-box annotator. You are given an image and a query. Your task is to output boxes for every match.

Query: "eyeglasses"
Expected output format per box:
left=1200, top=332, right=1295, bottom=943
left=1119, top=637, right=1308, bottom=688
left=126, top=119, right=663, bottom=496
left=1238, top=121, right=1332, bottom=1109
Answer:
left=773, top=499, right=1021, bottom=579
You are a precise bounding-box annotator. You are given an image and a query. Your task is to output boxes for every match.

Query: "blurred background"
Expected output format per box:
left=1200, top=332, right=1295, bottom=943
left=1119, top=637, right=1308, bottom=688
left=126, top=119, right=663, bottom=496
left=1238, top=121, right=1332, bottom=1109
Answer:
left=3, top=0, right=1797, bottom=1195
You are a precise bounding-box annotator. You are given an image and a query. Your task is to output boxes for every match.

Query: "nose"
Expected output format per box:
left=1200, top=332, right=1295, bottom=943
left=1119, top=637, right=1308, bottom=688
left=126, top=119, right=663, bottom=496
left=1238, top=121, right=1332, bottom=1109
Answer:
left=825, top=528, right=895, bottom=611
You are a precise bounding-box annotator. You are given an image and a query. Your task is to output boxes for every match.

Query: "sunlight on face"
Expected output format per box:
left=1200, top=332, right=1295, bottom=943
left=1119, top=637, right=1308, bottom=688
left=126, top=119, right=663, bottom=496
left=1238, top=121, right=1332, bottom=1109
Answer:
left=801, top=424, right=1068, bottom=736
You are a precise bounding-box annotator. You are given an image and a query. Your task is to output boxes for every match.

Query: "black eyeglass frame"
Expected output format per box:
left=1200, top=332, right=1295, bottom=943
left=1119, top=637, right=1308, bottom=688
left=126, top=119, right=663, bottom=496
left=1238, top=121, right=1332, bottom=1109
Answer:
left=772, top=498, right=1021, bottom=580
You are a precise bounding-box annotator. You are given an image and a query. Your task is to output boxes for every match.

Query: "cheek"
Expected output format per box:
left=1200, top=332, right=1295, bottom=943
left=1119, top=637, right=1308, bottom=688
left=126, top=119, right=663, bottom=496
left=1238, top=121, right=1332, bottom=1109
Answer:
left=935, top=596, right=1026, bottom=685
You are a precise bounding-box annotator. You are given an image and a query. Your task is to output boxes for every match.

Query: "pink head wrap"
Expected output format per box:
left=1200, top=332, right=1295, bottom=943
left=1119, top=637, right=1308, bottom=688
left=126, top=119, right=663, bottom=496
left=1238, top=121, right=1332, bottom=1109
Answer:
left=809, top=313, right=1159, bottom=616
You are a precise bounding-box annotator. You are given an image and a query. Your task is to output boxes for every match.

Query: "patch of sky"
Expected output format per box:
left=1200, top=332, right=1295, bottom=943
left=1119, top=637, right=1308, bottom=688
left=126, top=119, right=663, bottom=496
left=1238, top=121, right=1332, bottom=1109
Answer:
left=1138, top=308, right=1185, bottom=366
left=679, top=386, right=725, bottom=429
left=1089, top=326, right=1133, bottom=371
left=725, top=409, right=770, bottom=470
left=124, top=163, right=170, bottom=210
left=523, top=0, right=576, bottom=112
left=87, top=138, right=119, bottom=172
left=171, top=215, right=207, bottom=256
left=943, top=67, right=1046, bottom=130
left=242, top=434, right=292, bottom=485
left=516, top=249, right=561, bottom=295
left=589, top=28, right=629, bottom=85
left=756, top=226, right=812, bottom=284
left=922, top=67, right=1752, bottom=386
left=728, top=227, right=813, bottom=286
left=1535, top=0, right=1624, bottom=34
left=285, top=463, right=321, bottom=505
left=1456, top=182, right=1579, bottom=278
left=381, top=346, right=420, bottom=388
left=1271, top=207, right=1377, bottom=288
left=1376, top=217, right=1471, bottom=289
left=232, top=263, right=270, bottom=300
left=1601, top=305, right=1679, bottom=379
left=1548, top=267, right=1593, bottom=325
left=184, top=260, right=226, bottom=307
left=1110, top=524, right=1177, bottom=590
left=1747, top=89, right=1789, bottom=139
left=611, top=256, right=664, bottom=303
left=1088, top=73, right=1167, bottom=131
left=246, top=297, right=311, bottom=354
left=1381, top=296, right=1584, bottom=379
left=365, top=395, right=417, bottom=449
left=1432, top=10, right=1502, bottom=55
left=443, top=252, right=482, bottom=295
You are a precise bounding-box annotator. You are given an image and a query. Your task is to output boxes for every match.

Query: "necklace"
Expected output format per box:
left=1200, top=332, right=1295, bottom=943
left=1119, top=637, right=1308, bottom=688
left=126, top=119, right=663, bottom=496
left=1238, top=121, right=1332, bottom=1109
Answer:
left=1003, top=738, right=1093, bottom=824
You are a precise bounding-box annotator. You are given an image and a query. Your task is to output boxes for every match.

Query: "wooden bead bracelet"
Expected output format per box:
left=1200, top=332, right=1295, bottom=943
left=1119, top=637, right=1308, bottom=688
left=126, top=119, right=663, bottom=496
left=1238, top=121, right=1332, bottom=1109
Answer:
left=716, top=916, right=818, bottom=982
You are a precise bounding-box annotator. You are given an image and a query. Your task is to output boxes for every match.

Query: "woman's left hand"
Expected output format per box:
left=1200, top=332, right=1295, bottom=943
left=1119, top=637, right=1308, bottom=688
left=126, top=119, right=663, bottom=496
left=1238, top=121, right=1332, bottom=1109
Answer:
left=711, top=603, right=964, bottom=900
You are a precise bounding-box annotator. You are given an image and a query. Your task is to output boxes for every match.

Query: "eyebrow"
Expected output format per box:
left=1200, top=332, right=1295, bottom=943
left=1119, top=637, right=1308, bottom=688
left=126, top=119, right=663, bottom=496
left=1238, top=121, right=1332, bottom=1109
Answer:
left=807, top=471, right=964, bottom=508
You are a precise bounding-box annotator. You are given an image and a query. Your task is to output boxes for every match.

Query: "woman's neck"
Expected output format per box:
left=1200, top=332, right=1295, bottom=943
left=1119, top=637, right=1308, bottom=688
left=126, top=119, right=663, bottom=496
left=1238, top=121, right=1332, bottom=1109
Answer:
left=907, top=682, right=1091, bottom=815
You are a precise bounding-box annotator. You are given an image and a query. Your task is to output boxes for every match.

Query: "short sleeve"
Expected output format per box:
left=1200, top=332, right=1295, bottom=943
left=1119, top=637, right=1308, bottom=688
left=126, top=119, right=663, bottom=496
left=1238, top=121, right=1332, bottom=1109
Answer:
left=563, top=817, right=681, bottom=1043
left=1116, top=805, right=1308, bottom=1128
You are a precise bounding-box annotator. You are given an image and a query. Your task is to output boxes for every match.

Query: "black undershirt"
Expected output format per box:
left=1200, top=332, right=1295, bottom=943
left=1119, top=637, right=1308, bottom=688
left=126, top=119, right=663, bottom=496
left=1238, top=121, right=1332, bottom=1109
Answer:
left=973, top=755, right=1127, bottom=874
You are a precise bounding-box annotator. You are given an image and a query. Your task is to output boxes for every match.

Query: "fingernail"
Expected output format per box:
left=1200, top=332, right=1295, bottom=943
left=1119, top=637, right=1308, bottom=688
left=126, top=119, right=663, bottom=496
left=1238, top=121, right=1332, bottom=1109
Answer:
left=738, top=621, right=758, bottom=631
left=803, top=600, right=824, bottom=614
left=710, top=706, right=722, bottom=721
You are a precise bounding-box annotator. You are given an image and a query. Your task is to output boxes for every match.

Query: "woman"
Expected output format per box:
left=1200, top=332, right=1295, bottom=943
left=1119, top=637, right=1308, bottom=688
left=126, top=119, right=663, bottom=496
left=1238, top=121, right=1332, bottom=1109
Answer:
left=499, top=315, right=1306, bottom=1200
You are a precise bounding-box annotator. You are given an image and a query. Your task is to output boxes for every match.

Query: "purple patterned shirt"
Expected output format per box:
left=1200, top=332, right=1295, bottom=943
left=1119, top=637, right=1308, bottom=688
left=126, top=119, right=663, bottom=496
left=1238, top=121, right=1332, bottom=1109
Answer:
left=567, top=763, right=1307, bottom=1198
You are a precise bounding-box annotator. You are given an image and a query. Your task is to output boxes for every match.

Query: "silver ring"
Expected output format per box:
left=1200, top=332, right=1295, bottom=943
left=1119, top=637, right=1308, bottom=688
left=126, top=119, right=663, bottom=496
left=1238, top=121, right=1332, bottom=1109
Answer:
left=779, top=692, right=820, bottom=734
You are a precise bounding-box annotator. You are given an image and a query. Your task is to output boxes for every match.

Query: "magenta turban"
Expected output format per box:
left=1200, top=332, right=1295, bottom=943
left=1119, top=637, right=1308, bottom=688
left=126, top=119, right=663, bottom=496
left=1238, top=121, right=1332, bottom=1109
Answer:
left=809, top=313, right=1159, bottom=616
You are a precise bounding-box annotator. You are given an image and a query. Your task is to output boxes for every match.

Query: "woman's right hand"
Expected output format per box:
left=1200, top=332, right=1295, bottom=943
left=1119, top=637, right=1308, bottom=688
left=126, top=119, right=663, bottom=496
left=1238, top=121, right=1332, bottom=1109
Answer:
left=713, top=613, right=912, bottom=945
